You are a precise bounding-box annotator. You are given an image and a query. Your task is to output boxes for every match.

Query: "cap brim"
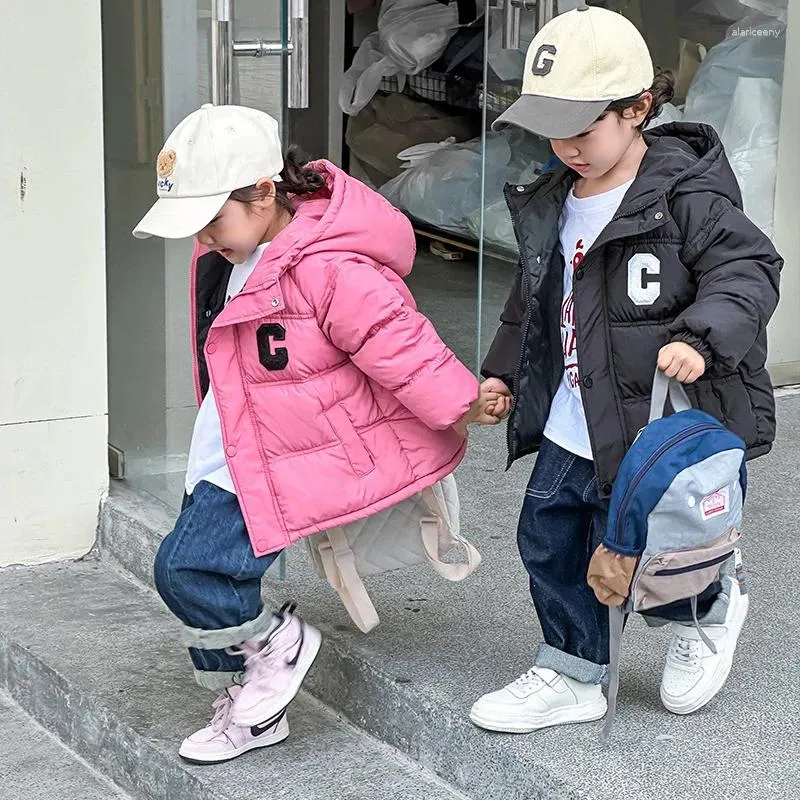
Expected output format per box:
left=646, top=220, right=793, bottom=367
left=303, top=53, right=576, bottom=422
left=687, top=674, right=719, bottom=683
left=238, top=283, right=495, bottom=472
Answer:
left=132, top=192, right=230, bottom=240
left=492, top=95, right=610, bottom=140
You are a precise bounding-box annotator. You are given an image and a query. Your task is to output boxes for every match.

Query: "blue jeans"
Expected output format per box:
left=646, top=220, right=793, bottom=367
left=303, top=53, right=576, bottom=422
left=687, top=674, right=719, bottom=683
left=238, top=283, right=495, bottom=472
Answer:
left=153, top=481, right=282, bottom=690
left=517, top=438, right=721, bottom=684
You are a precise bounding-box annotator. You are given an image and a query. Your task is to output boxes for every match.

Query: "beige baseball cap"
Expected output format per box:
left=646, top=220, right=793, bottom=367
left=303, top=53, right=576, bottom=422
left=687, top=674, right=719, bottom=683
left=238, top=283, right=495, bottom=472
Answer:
left=133, top=104, right=284, bottom=239
left=492, top=5, right=654, bottom=140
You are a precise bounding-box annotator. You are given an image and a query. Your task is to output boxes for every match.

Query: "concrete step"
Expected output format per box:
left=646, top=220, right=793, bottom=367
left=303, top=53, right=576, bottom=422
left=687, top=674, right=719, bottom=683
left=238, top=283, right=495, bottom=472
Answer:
left=0, top=561, right=469, bottom=800
left=0, top=691, right=132, bottom=800
left=99, top=394, right=800, bottom=800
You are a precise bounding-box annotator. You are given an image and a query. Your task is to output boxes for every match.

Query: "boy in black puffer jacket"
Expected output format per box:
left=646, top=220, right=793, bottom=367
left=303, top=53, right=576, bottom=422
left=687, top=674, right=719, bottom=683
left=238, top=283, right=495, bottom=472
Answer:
left=470, top=5, right=781, bottom=734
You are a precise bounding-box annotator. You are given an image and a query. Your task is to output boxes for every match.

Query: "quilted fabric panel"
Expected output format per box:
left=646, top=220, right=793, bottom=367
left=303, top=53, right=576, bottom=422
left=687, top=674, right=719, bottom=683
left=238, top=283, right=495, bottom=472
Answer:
left=307, top=475, right=462, bottom=577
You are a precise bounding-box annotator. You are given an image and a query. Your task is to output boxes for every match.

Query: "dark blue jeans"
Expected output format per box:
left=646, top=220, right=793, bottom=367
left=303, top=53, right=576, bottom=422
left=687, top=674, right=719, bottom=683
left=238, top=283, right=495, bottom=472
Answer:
left=517, top=438, right=720, bottom=683
left=153, top=481, right=282, bottom=688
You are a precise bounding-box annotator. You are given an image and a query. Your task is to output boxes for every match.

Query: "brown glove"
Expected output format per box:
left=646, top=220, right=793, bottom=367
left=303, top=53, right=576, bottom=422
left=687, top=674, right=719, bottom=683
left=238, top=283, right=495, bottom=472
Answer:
left=587, top=545, right=640, bottom=607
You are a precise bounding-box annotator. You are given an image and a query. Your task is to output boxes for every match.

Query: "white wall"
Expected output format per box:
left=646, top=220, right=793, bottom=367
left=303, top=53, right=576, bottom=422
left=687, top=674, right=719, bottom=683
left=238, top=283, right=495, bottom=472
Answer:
left=0, top=0, right=108, bottom=565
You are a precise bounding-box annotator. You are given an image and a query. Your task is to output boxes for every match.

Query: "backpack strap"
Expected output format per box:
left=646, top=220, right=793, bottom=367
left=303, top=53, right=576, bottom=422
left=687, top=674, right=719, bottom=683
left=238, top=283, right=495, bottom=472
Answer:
left=419, top=483, right=482, bottom=581
left=419, top=516, right=481, bottom=581
left=600, top=604, right=627, bottom=744
left=648, top=367, right=692, bottom=423
left=316, top=528, right=380, bottom=634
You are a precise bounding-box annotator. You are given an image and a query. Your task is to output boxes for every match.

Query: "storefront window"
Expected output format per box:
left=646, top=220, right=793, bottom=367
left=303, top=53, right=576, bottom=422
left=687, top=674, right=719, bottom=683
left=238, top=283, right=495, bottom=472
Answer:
left=103, top=1, right=792, bottom=509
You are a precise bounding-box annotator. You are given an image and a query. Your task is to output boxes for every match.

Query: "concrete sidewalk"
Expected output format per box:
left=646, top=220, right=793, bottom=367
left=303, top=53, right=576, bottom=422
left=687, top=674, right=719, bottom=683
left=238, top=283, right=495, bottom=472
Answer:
left=94, top=392, right=800, bottom=800
left=0, top=692, right=132, bottom=800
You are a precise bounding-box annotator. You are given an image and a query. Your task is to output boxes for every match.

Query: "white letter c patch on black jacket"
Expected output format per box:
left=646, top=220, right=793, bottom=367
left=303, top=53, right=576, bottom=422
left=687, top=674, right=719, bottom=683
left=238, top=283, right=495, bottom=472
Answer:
left=627, top=253, right=661, bottom=306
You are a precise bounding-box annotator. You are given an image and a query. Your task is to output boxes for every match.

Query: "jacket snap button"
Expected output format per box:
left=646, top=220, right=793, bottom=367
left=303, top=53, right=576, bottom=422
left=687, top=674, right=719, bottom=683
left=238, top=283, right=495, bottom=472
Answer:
left=516, top=185, right=525, bottom=192
left=575, top=269, right=584, bottom=280
left=207, top=343, right=217, bottom=354
left=602, top=482, right=613, bottom=494
left=583, top=376, right=593, bottom=388
left=271, top=298, right=280, bottom=307
left=205, top=309, right=212, bottom=318
left=655, top=211, right=664, bottom=220
left=225, top=445, right=236, bottom=457
left=257, top=539, right=267, bottom=550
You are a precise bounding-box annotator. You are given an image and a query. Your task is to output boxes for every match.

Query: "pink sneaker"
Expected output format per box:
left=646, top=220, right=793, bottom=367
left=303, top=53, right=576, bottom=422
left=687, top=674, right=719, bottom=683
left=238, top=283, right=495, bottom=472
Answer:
left=178, top=685, right=289, bottom=764
left=231, top=603, right=322, bottom=726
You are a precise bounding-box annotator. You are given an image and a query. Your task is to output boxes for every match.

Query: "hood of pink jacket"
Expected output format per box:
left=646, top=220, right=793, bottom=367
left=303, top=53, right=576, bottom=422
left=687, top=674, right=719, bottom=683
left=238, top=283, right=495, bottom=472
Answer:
left=244, top=160, right=416, bottom=289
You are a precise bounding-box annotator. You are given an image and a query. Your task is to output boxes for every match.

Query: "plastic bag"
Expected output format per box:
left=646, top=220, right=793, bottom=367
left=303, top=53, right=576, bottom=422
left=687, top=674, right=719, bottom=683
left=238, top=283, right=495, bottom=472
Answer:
left=339, top=0, right=460, bottom=115
left=683, top=14, right=786, bottom=135
left=345, top=92, right=477, bottom=185
left=380, top=129, right=548, bottom=245
left=720, top=77, right=781, bottom=237
left=469, top=161, right=540, bottom=251
left=645, top=103, right=685, bottom=129
left=738, top=0, right=787, bottom=21
left=379, top=131, right=527, bottom=234
left=379, top=137, right=503, bottom=233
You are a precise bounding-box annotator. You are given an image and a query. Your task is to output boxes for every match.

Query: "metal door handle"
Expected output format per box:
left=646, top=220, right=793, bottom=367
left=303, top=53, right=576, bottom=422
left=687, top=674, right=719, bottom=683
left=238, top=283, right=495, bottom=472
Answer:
left=501, top=0, right=523, bottom=49
left=498, top=0, right=555, bottom=51
left=210, top=0, right=310, bottom=109
left=287, top=0, right=309, bottom=109
left=211, top=0, right=234, bottom=105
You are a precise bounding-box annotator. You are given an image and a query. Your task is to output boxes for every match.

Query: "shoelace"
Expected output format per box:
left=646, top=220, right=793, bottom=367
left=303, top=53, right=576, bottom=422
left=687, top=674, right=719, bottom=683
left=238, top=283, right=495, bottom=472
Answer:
left=512, top=668, right=548, bottom=693
left=669, top=635, right=703, bottom=667
left=210, top=692, right=234, bottom=734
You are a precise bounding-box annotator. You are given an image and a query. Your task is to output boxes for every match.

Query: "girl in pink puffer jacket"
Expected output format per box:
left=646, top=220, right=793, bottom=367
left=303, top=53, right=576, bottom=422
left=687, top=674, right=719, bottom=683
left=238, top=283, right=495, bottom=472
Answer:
left=132, top=104, right=506, bottom=763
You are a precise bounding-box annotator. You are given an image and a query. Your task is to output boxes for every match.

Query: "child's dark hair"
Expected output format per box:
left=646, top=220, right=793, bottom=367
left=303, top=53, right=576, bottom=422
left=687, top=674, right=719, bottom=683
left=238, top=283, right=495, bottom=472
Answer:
left=229, top=146, right=326, bottom=214
left=604, top=69, right=676, bottom=130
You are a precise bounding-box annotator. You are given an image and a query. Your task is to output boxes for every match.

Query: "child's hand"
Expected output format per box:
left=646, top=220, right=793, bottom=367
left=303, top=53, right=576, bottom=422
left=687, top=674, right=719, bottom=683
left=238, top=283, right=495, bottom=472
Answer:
left=481, top=378, right=513, bottom=420
left=658, top=342, right=706, bottom=384
left=453, top=379, right=512, bottom=436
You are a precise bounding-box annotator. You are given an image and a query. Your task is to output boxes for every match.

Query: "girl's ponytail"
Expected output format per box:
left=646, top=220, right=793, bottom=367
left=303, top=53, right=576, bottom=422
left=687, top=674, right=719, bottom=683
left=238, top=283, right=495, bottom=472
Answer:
left=229, top=147, right=326, bottom=214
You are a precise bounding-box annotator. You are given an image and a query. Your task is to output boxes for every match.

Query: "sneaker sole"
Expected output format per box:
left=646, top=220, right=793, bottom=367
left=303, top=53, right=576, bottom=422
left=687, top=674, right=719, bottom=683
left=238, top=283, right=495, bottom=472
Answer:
left=469, top=698, right=608, bottom=734
left=232, top=624, right=323, bottom=726
left=178, top=726, right=289, bottom=765
left=661, top=591, right=749, bottom=716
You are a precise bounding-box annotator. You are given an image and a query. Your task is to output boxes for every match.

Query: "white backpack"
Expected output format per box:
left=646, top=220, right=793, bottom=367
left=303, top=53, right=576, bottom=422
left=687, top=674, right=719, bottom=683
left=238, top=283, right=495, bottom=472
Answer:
left=305, top=474, right=481, bottom=632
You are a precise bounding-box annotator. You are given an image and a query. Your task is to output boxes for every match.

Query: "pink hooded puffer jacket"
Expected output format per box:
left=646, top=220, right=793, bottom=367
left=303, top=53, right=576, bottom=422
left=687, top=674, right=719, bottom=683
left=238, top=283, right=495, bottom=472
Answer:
left=190, top=160, right=480, bottom=556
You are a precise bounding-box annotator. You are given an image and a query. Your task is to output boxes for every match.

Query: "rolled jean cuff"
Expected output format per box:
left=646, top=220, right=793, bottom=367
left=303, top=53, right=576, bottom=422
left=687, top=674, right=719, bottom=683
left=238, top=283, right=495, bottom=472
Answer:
left=535, top=642, right=607, bottom=685
left=193, top=668, right=244, bottom=691
left=180, top=607, right=280, bottom=650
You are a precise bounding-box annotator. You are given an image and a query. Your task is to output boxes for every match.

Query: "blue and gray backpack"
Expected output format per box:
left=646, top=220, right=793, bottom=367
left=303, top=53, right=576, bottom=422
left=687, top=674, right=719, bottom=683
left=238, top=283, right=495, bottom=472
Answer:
left=601, top=369, right=747, bottom=739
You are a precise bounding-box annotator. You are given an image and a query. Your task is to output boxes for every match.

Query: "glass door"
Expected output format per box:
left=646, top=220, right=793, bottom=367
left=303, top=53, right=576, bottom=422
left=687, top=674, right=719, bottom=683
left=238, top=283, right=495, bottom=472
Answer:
left=476, top=1, right=555, bottom=368
left=477, top=0, right=789, bottom=368
left=103, top=0, right=307, bottom=509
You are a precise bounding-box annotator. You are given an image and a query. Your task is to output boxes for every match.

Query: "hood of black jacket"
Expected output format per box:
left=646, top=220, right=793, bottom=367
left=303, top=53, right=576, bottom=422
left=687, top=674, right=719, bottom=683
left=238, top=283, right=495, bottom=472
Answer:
left=620, top=122, right=743, bottom=213
left=515, top=122, right=743, bottom=218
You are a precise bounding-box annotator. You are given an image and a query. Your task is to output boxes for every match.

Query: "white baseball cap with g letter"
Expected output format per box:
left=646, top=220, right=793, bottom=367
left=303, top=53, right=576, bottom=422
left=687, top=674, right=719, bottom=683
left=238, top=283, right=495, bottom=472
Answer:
left=492, top=5, right=654, bottom=140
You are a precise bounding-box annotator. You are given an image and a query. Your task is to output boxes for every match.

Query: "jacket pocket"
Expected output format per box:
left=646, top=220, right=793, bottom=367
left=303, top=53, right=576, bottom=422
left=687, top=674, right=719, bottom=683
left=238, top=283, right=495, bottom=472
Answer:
left=633, top=527, right=740, bottom=613
left=324, top=403, right=375, bottom=477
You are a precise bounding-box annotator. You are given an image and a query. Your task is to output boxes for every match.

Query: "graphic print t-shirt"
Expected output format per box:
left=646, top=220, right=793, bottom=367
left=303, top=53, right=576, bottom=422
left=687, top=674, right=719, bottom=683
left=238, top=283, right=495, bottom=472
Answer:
left=543, top=179, right=634, bottom=460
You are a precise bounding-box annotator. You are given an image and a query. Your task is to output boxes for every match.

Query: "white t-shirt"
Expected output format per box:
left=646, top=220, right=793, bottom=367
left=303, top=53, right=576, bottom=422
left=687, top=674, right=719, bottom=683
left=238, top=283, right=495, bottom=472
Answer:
left=543, top=179, right=634, bottom=460
left=185, top=242, right=270, bottom=495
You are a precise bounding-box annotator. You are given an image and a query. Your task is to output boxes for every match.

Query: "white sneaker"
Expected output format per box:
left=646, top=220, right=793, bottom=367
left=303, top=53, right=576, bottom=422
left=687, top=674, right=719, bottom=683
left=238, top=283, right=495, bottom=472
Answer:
left=660, top=575, right=749, bottom=715
left=469, top=667, right=607, bottom=733
left=179, top=686, right=289, bottom=764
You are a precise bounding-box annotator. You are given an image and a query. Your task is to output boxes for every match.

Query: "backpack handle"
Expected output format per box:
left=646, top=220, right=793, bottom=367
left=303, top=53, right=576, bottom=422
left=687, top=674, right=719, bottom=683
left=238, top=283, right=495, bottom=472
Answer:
left=648, top=367, right=692, bottom=423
